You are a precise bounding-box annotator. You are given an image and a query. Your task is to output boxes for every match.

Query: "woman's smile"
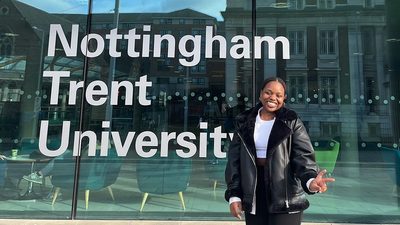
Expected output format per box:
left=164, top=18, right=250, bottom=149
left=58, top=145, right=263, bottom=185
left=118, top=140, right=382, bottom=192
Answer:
left=259, top=80, right=286, bottom=114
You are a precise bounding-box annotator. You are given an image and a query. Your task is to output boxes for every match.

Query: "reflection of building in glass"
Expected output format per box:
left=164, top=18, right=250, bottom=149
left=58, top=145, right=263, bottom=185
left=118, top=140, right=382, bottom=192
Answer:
left=224, top=0, right=389, bottom=144
left=58, top=9, right=223, bottom=132
left=0, top=0, right=391, bottom=143
left=0, top=0, right=73, bottom=145
left=0, top=0, right=399, bottom=222
left=1, top=1, right=226, bottom=139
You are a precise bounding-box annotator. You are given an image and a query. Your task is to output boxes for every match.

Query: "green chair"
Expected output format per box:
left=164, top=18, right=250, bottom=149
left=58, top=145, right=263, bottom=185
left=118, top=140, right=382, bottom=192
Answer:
left=50, top=148, right=122, bottom=210
left=204, top=140, right=228, bottom=191
left=314, top=140, right=340, bottom=174
left=136, top=151, right=192, bottom=212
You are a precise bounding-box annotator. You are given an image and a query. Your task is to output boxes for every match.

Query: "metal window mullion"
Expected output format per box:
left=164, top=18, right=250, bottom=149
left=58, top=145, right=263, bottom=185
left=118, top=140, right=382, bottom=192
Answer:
left=70, top=0, right=93, bottom=219
left=252, top=0, right=256, bottom=105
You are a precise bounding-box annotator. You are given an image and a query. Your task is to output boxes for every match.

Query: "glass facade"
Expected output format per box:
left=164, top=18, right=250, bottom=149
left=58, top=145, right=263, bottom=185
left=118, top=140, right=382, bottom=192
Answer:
left=0, top=0, right=399, bottom=223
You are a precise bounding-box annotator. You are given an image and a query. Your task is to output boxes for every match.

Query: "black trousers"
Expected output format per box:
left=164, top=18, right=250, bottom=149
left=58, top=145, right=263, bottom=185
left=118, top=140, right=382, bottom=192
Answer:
left=245, top=166, right=303, bottom=225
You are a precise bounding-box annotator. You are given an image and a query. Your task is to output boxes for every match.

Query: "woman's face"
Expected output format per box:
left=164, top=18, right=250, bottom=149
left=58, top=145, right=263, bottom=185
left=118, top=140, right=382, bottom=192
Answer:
left=259, top=81, right=286, bottom=113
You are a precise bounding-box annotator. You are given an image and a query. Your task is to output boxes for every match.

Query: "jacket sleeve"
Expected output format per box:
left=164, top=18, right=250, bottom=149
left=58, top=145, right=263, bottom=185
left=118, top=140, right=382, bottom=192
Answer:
left=290, top=118, right=319, bottom=194
left=224, top=132, right=243, bottom=202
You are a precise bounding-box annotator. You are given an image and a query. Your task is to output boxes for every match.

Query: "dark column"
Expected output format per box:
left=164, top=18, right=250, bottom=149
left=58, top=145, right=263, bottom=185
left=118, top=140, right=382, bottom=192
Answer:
left=307, top=26, right=318, bottom=104
left=386, top=0, right=400, bottom=144
left=386, top=0, right=400, bottom=206
left=18, top=39, right=42, bottom=138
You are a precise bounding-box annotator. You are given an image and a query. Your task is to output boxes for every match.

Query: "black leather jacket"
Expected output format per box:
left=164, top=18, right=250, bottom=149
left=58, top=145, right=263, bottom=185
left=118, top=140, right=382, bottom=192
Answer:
left=225, top=103, right=318, bottom=213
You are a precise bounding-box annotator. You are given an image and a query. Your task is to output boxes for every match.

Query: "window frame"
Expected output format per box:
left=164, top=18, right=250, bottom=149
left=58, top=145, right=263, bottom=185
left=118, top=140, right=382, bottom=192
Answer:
left=288, top=30, right=306, bottom=56
left=288, top=0, right=305, bottom=10
left=318, top=29, right=338, bottom=56
left=318, top=0, right=335, bottom=9
left=320, top=121, right=341, bottom=138
left=319, top=74, right=339, bottom=105
left=287, top=74, right=307, bottom=104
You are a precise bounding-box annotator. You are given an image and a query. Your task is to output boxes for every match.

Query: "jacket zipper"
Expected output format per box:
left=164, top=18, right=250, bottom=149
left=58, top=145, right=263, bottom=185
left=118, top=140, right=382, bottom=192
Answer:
left=237, top=133, right=257, bottom=208
left=284, top=134, right=291, bottom=209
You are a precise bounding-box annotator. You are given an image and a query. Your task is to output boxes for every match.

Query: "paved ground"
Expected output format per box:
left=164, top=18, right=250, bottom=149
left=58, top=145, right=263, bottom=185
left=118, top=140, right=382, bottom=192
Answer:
left=0, top=220, right=397, bottom=225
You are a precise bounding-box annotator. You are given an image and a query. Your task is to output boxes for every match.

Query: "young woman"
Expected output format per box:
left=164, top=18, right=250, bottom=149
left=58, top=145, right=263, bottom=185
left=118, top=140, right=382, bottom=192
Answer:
left=225, top=77, right=335, bottom=225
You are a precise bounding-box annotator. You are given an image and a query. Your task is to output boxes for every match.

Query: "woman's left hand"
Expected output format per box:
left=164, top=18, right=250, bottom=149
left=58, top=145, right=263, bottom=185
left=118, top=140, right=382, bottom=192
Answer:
left=309, top=169, right=335, bottom=193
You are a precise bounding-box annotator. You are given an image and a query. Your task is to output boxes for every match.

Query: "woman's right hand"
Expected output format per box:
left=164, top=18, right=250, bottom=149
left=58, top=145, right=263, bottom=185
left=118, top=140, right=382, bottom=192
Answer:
left=309, top=169, right=335, bottom=193
left=230, top=201, right=244, bottom=220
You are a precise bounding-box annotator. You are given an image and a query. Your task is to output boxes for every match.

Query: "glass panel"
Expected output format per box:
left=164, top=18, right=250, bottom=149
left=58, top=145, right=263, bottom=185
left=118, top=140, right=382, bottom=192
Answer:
left=257, top=0, right=400, bottom=224
left=0, top=0, right=88, bottom=219
left=0, top=0, right=399, bottom=224
left=72, top=0, right=252, bottom=220
left=0, top=1, right=87, bottom=218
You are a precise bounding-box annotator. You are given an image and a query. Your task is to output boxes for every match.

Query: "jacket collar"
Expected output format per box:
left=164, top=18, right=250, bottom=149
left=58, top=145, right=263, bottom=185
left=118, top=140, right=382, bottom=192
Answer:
left=235, top=103, right=297, bottom=157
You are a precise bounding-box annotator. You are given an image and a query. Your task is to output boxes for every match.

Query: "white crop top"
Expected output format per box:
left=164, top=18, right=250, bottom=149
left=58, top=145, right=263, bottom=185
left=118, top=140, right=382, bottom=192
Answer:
left=254, top=108, right=275, bottom=158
